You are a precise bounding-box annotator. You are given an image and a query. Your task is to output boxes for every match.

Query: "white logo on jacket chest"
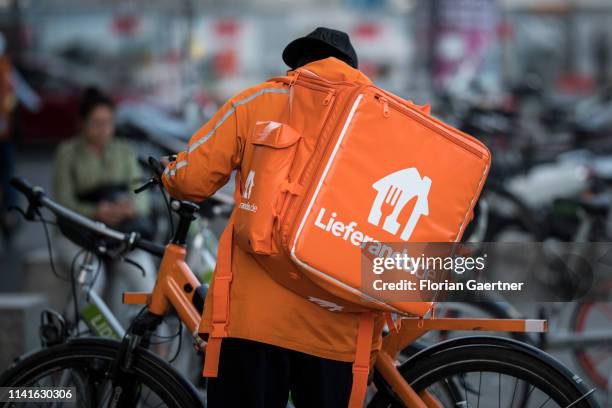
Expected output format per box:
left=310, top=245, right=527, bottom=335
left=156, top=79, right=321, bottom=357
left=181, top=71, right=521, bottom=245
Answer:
left=243, top=170, right=255, bottom=199
left=239, top=170, right=258, bottom=213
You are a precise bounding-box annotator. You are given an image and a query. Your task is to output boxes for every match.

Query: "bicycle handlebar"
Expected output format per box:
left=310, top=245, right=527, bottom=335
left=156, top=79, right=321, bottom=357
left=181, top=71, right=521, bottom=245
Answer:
left=10, top=177, right=166, bottom=257
left=134, top=237, right=165, bottom=257
left=11, top=177, right=40, bottom=204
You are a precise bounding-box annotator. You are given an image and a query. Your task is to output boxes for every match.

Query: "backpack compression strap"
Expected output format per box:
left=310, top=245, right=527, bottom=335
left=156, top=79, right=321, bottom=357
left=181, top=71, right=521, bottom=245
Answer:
left=348, top=312, right=375, bottom=408
left=201, top=215, right=234, bottom=377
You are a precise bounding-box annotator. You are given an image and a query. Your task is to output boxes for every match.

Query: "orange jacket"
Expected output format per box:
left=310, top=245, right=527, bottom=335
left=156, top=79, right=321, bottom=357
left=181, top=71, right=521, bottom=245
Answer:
left=163, top=57, right=384, bottom=361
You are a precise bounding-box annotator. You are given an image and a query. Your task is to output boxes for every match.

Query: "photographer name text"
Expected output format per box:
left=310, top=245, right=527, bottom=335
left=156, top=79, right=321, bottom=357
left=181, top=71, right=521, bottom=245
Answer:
left=372, top=279, right=525, bottom=292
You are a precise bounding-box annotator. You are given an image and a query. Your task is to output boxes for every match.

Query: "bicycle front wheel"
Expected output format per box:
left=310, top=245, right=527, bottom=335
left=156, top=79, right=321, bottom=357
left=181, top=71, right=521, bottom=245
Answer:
left=370, top=336, right=598, bottom=408
left=0, top=338, right=203, bottom=408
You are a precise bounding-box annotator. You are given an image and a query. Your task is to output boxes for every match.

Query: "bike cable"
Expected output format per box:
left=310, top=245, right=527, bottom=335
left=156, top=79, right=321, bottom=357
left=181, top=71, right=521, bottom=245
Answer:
left=158, top=182, right=175, bottom=241
left=149, top=314, right=183, bottom=363
left=13, top=205, right=70, bottom=282
left=68, top=247, right=86, bottom=334
left=124, top=256, right=146, bottom=277
left=85, top=252, right=102, bottom=303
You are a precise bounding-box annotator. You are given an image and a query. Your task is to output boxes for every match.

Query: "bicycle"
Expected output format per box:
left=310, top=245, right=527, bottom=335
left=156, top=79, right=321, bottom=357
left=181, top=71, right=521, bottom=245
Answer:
left=0, top=170, right=600, bottom=408
left=17, top=177, right=231, bottom=390
left=485, top=180, right=612, bottom=395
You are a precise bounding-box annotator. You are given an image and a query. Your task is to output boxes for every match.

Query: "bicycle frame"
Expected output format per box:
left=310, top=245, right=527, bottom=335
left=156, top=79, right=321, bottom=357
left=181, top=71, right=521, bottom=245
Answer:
left=61, top=251, right=125, bottom=340
left=124, top=243, right=203, bottom=343
left=71, top=201, right=223, bottom=370
left=124, top=241, right=549, bottom=408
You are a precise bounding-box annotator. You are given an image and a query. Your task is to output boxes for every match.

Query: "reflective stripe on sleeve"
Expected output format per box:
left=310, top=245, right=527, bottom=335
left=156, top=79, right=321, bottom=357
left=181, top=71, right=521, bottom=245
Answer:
left=165, top=160, right=188, bottom=178
left=187, top=87, right=289, bottom=155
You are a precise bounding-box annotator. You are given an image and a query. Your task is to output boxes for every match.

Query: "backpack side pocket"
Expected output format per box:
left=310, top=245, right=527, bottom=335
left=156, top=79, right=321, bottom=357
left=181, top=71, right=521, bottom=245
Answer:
left=234, top=121, right=301, bottom=255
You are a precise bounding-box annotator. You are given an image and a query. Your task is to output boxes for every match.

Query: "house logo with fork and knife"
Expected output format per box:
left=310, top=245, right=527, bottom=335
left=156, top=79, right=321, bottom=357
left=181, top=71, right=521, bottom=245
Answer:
left=367, top=168, right=432, bottom=241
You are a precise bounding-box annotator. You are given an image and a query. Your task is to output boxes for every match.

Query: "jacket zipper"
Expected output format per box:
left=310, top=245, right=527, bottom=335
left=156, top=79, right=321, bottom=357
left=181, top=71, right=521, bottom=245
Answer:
left=292, top=79, right=337, bottom=94
left=375, top=94, right=485, bottom=159
left=294, top=68, right=359, bottom=88
left=281, top=86, right=364, bottom=248
left=277, top=89, right=339, bottom=245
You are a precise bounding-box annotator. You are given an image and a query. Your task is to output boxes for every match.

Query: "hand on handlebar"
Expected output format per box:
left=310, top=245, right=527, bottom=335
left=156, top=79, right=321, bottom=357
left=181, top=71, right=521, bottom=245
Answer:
left=159, top=156, right=171, bottom=169
left=11, top=176, right=166, bottom=257
left=134, top=156, right=168, bottom=194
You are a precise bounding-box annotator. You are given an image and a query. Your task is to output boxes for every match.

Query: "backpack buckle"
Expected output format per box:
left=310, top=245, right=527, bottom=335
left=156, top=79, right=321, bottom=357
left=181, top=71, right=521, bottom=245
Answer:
left=352, top=365, right=369, bottom=374
left=215, top=275, right=233, bottom=283
left=210, top=323, right=228, bottom=338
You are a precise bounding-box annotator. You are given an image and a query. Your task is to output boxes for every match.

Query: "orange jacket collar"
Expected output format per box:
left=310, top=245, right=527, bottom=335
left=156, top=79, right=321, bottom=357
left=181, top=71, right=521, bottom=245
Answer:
left=291, top=57, right=372, bottom=85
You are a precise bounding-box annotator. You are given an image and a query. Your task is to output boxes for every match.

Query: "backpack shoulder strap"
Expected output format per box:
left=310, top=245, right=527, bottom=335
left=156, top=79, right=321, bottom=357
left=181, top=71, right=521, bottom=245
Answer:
left=201, top=214, right=233, bottom=377
left=348, top=312, right=375, bottom=408
left=201, top=173, right=242, bottom=377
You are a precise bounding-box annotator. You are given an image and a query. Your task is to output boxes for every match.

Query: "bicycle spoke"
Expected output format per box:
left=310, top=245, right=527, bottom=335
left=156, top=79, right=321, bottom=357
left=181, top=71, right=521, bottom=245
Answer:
left=498, top=373, right=501, bottom=408
left=535, top=396, right=552, bottom=408
left=459, top=373, right=470, bottom=408
left=99, top=383, right=112, bottom=407
left=509, top=376, right=518, bottom=408
left=523, top=384, right=535, bottom=406
left=141, top=386, right=153, bottom=406
left=476, top=371, right=482, bottom=408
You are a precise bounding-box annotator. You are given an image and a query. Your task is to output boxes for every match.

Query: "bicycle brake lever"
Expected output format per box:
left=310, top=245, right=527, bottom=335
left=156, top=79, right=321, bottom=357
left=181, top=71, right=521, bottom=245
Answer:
left=7, top=205, right=36, bottom=221
left=148, top=156, right=165, bottom=178
left=134, top=178, right=157, bottom=194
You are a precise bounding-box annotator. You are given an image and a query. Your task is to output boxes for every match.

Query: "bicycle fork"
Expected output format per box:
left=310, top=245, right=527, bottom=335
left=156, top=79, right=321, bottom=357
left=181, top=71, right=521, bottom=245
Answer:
left=107, top=311, right=163, bottom=408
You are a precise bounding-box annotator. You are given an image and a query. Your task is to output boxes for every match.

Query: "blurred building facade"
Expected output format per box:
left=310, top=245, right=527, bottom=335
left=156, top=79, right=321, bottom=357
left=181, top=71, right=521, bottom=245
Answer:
left=0, top=0, right=612, bottom=140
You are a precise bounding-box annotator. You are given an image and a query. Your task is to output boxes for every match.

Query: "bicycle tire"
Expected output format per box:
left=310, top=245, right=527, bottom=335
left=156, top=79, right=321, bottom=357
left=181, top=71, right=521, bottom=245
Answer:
left=0, top=338, right=203, bottom=408
left=571, top=301, right=612, bottom=390
left=370, top=336, right=598, bottom=408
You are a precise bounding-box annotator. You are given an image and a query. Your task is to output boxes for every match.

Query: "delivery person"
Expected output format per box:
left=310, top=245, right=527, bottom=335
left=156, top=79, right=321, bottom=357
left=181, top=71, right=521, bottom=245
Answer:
left=162, top=27, right=384, bottom=408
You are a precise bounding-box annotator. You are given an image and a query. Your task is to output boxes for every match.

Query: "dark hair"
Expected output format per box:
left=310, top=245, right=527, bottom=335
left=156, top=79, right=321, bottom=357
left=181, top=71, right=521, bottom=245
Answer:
left=80, top=86, right=114, bottom=119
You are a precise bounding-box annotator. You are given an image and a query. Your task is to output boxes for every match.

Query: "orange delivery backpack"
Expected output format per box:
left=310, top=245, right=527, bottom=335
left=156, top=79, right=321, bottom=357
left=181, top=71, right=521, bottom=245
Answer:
left=202, top=67, right=491, bottom=407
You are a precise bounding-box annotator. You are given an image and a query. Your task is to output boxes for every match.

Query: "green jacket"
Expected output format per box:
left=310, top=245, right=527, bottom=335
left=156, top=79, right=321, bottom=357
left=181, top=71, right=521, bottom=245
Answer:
left=52, top=136, right=149, bottom=218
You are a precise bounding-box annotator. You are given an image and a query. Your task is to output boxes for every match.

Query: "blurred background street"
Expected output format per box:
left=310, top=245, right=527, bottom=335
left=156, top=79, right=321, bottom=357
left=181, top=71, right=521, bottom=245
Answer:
left=1, top=0, right=612, bottom=406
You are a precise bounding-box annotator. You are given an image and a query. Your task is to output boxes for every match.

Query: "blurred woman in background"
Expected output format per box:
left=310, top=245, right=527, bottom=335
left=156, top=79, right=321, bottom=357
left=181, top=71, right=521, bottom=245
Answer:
left=52, top=86, right=155, bottom=327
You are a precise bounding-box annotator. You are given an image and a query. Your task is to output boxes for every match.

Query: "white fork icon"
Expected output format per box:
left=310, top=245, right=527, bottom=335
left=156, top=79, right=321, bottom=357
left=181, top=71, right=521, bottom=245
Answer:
left=380, top=186, right=404, bottom=234
left=368, top=168, right=432, bottom=241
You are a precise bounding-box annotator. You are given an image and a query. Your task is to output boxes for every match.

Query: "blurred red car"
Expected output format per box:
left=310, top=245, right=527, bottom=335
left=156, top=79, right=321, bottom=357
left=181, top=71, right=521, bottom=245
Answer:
left=13, top=55, right=85, bottom=145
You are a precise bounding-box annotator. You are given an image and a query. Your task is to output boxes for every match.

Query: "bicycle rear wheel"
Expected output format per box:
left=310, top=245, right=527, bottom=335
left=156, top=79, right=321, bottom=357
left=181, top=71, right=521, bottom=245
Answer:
left=370, top=337, right=598, bottom=408
left=0, top=338, right=203, bottom=408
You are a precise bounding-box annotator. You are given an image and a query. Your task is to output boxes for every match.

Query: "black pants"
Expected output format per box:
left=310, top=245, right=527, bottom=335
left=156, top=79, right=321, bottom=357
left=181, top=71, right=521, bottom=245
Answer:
left=207, top=338, right=353, bottom=408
